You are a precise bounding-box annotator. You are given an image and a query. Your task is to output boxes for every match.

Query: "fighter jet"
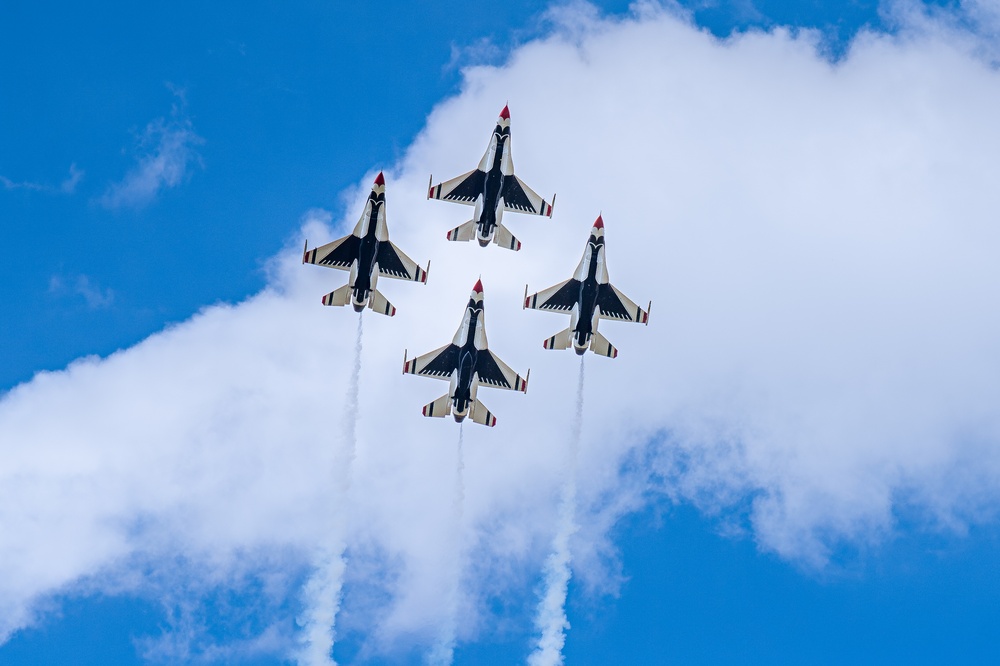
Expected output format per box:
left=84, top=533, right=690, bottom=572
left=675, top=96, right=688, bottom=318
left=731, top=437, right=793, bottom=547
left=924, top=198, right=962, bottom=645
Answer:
left=524, top=215, right=650, bottom=357
left=302, top=172, right=429, bottom=316
left=403, top=279, right=528, bottom=426
left=427, top=105, right=555, bottom=251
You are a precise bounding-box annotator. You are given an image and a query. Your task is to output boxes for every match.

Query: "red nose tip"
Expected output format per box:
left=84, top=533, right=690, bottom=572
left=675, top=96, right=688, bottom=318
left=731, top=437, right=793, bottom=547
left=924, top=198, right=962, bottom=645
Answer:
left=499, top=105, right=510, bottom=120
left=373, top=171, right=385, bottom=186
left=473, top=278, right=483, bottom=293
left=594, top=215, right=604, bottom=229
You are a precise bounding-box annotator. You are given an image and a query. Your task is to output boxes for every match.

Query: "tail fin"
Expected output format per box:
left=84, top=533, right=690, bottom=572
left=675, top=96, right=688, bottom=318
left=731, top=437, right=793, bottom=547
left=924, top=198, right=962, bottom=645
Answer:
left=446, top=220, right=478, bottom=242
left=542, top=327, right=574, bottom=350
left=421, top=393, right=452, bottom=418
left=321, top=284, right=352, bottom=307
left=368, top=289, right=396, bottom=317
left=470, top=398, right=497, bottom=427
left=590, top=330, right=619, bottom=358
left=493, top=223, right=522, bottom=251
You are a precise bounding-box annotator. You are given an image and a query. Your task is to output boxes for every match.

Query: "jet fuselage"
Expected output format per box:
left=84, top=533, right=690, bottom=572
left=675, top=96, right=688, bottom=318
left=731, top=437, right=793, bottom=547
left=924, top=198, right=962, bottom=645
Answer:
left=475, top=125, right=511, bottom=246
left=570, top=234, right=607, bottom=354
left=449, top=298, right=485, bottom=421
left=350, top=191, right=386, bottom=311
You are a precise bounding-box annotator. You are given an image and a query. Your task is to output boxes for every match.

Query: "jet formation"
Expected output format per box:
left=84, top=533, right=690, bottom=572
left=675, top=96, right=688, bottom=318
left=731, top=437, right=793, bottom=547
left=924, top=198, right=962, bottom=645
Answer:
left=306, top=107, right=650, bottom=426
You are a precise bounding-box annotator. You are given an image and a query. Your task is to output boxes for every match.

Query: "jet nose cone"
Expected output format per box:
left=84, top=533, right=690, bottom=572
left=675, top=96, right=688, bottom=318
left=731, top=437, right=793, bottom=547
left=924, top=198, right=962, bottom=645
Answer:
left=593, top=214, right=604, bottom=230
left=473, top=278, right=484, bottom=294
left=499, top=104, right=510, bottom=120
left=373, top=171, right=385, bottom=186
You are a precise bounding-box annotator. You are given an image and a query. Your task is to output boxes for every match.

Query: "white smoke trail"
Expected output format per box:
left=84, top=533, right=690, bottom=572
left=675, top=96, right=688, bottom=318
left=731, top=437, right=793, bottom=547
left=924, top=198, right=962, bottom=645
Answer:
left=528, top=357, right=585, bottom=666
left=428, top=423, right=466, bottom=665
left=297, top=313, right=364, bottom=666
left=455, top=423, right=465, bottom=522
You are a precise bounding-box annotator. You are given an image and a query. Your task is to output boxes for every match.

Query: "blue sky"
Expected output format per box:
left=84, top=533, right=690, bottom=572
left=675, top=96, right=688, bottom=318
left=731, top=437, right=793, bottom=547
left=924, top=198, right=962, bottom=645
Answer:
left=4, top=1, right=1000, bottom=664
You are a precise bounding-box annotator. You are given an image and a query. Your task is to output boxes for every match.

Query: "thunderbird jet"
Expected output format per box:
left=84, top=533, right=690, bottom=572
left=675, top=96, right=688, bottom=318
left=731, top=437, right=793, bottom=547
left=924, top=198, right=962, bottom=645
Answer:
left=427, top=105, right=555, bottom=251
left=524, top=215, right=650, bottom=357
left=302, top=172, right=429, bottom=316
left=403, top=279, right=528, bottom=426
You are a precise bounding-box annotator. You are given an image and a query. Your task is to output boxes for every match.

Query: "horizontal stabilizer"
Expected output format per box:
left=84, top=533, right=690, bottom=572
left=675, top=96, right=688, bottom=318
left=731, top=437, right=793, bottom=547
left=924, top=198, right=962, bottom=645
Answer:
left=493, top=223, right=522, bottom=251
left=446, top=220, right=478, bottom=242
left=421, top=393, right=452, bottom=418
left=470, top=398, right=497, bottom=427
left=321, top=284, right=352, bottom=307
left=590, top=330, right=619, bottom=358
left=542, top=327, right=574, bottom=350
left=368, top=289, right=396, bottom=317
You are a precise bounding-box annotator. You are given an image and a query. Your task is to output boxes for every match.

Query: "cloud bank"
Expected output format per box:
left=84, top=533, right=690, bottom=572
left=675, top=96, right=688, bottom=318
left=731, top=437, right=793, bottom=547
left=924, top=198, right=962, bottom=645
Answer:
left=4, top=1, right=1000, bottom=661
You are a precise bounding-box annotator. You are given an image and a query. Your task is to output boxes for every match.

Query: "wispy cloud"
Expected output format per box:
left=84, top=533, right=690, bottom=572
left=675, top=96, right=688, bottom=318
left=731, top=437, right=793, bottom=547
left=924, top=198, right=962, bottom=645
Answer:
left=48, top=274, right=115, bottom=309
left=1, top=163, right=85, bottom=194
left=59, top=163, right=85, bottom=194
left=100, top=87, right=204, bottom=210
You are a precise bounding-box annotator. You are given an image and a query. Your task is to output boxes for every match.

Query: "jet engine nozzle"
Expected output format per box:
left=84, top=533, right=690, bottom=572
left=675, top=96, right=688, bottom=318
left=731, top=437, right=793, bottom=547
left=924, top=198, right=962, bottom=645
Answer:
left=352, top=289, right=370, bottom=312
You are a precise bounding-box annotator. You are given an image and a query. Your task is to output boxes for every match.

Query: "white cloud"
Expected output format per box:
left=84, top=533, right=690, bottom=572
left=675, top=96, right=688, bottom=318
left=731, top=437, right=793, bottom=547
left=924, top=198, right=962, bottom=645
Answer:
left=4, top=2, right=1000, bottom=661
left=48, top=274, right=115, bottom=309
left=100, top=88, right=203, bottom=210
left=1, top=163, right=85, bottom=194
left=60, top=163, right=85, bottom=194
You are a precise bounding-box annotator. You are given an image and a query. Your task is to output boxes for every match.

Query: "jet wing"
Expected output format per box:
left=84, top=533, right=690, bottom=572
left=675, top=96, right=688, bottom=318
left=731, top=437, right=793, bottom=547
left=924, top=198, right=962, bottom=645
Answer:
left=597, top=283, right=650, bottom=323
left=303, top=234, right=361, bottom=271
left=376, top=241, right=428, bottom=282
left=525, top=279, right=580, bottom=313
left=429, top=169, right=486, bottom=206
left=502, top=175, right=554, bottom=216
left=475, top=350, right=528, bottom=392
left=403, top=344, right=459, bottom=381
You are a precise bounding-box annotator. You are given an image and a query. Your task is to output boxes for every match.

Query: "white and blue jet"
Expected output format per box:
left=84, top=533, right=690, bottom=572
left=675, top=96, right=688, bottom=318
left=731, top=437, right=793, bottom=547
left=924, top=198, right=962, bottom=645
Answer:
left=302, top=172, right=429, bottom=316
left=403, top=279, right=529, bottom=426
left=524, top=215, right=650, bottom=357
left=427, top=105, right=555, bottom=251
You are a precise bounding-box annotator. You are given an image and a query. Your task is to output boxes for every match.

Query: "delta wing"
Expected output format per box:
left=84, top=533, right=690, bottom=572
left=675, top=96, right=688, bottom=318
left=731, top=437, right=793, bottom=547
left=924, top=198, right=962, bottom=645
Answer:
left=525, top=279, right=579, bottom=313
left=302, top=234, right=361, bottom=271
left=597, top=283, right=650, bottom=323
left=376, top=242, right=429, bottom=282
left=428, top=170, right=486, bottom=206
left=403, top=344, right=460, bottom=381
left=502, top=175, right=554, bottom=216
left=475, top=351, right=528, bottom=393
